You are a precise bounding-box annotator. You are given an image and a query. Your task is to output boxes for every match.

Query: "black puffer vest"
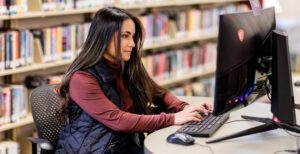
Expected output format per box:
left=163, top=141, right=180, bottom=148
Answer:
left=56, top=60, right=146, bottom=154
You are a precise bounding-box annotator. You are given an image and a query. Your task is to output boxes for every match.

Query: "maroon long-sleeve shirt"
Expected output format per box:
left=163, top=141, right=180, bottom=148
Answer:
left=69, top=67, right=188, bottom=133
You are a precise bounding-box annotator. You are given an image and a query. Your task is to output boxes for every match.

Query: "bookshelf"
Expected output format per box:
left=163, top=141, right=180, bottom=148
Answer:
left=9, top=8, right=96, bottom=19
left=0, top=0, right=249, bottom=153
left=159, top=68, right=215, bottom=86
left=0, top=59, right=73, bottom=77
left=0, top=15, right=10, bottom=20
left=5, top=0, right=246, bottom=19
left=0, top=115, right=33, bottom=132
left=0, top=32, right=217, bottom=77
left=143, top=31, right=218, bottom=50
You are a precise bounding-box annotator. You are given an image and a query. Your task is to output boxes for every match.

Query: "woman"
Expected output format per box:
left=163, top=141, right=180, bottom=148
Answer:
left=56, top=7, right=212, bottom=154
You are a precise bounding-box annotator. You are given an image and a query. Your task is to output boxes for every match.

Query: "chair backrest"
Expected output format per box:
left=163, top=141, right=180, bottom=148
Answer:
left=30, top=84, right=63, bottom=148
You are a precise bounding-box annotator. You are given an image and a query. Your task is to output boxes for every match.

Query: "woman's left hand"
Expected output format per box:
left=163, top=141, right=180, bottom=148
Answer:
left=183, top=102, right=213, bottom=117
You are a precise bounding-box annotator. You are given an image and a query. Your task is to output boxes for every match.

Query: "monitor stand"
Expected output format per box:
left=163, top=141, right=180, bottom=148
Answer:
left=295, top=104, right=300, bottom=110
left=206, top=115, right=300, bottom=144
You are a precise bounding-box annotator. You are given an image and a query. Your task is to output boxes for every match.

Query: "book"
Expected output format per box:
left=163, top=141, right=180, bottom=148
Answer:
left=0, top=141, right=20, bottom=154
left=0, top=85, right=28, bottom=125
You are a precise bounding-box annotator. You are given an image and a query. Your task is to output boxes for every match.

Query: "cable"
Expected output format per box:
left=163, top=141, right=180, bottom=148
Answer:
left=274, top=123, right=300, bottom=137
left=267, top=91, right=272, bottom=100
left=204, top=108, right=299, bottom=153
left=204, top=117, right=299, bottom=154
left=223, top=119, right=251, bottom=125
left=264, top=78, right=272, bottom=101
left=273, top=149, right=297, bottom=154
left=223, top=117, right=300, bottom=137
left=195, top=143, right=214, bottom=154
left=224, top=118, right=300, bottom=137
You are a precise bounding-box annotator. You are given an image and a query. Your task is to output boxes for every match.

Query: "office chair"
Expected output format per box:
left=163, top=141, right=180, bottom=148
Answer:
left=28, top=84, right=63, bottom=154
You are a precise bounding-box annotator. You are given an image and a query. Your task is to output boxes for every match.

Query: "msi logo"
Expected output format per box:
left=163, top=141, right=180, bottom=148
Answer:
left=238, top=29, right=245, bottom=42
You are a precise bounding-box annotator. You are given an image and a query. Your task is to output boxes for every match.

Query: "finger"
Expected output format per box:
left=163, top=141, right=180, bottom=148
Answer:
left=199, top=110, right=209, bottom=116
left=189, top=106, right=203, bottom=113
left=197, top=106, right=209, bottom=115
left=201, top=102, right=212, bottom=112
left=192, top=112, right=202, bottom=119
left=206, top=104, right=213, bottom=111
left=203, top=102, right=213, bottom=111
left=194, top=105, right=206, bottom=112
left=189, top=116, right=201, bottom=122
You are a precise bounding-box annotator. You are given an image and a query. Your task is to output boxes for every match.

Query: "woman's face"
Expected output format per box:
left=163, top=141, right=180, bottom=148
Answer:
left=104, top=19, right=136, bottom=62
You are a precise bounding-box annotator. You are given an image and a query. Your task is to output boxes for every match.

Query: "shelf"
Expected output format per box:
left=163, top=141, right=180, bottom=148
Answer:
left=0, top=32, right=216, bottom=76
left=9, top=7, right=99, bottom=19
left=121, top=0, right=247, bottom=9
left=143, top=31, right=217, bottom=50
left=6, top=0, right=247, bottom=20
left=0, top=15, right=10, bottom=20
left=158, top=68, right=215, bottom=86
left=0, top=59, right=73, bottom=76
left=0, top=115, right=33, bottom=132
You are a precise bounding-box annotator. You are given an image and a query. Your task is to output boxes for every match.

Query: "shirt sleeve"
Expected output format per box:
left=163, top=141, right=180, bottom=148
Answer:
left=69, top=71, right=175, bottom=133
left=162, top=92, right=189, bottom=113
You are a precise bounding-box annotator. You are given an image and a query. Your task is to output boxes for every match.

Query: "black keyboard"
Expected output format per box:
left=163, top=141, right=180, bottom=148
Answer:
left=176, top=113, right=229, bottom=137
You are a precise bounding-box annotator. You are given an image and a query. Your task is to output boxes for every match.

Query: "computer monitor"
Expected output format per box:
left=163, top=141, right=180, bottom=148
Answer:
left=207, top=7, right=300, bottom=143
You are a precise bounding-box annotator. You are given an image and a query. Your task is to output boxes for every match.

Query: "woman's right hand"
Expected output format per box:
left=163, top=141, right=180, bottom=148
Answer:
left=174, top=109, right=202, bottom=125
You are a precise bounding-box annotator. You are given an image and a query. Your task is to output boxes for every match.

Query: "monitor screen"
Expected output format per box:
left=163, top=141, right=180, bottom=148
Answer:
left=213, top=7, right=276, bottom=116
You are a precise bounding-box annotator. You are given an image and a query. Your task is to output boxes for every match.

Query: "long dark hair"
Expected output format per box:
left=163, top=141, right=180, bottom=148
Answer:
left=58, top=7, right=167, bottom=119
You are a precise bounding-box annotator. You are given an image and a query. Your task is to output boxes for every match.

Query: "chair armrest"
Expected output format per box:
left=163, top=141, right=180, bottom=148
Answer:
left=27, top=137, right=54, bottom=150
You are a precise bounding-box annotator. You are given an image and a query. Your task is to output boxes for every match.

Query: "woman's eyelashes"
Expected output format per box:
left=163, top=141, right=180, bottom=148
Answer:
left=121, top=33, right=135, bottom=39
left=121, top=34, right=129, bottom=39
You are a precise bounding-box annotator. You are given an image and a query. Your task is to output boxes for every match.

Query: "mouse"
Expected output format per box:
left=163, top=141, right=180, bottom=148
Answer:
left=166, top=133, right=195, bottom=145
left=295, top=80, right=300, bottom=87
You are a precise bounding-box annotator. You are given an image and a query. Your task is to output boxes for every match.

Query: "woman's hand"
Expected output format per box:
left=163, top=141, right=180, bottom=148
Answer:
left=174, top=109, right=202, bottom=125
left=183, top=102, right=213, bottom=115
left=174, top=102, right=213, bottom=125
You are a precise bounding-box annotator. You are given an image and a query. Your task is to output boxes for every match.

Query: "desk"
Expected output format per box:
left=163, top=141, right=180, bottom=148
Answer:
left=144, top=97, right=300, bottom=154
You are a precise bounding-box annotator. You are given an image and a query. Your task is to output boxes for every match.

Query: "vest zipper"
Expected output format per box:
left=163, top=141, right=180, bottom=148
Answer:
left=103, top=133, right=114, bottom=154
